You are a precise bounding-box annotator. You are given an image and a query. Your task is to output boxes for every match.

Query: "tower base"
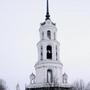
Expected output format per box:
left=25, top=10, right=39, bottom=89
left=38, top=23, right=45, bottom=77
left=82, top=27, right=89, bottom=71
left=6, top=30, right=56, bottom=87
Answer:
left=26, top=87, right=72, bottom=90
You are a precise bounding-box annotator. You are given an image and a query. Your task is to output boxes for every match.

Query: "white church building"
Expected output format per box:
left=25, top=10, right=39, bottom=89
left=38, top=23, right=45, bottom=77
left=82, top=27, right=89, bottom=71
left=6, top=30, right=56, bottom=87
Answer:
left=25, top=0, right=72, bottom=90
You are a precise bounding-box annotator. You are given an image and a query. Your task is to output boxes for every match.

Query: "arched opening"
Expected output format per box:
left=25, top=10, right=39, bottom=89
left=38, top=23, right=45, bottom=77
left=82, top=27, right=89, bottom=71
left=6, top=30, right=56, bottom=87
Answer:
left=47, top=69, right=53, bottom=83
left=47, top=30, right=51, bottom=39
left=47, top=45, right=52, bottom=59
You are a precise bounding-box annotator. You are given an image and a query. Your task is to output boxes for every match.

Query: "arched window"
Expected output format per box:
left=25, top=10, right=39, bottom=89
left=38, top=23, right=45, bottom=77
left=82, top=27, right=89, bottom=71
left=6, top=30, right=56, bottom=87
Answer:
left=47, top=30, right=51, bottom=39
left=47, top=69, right=53, bottom=83
left=41, top=46, right=43, bottom=60
left=47, top=45, right=52, bottom=59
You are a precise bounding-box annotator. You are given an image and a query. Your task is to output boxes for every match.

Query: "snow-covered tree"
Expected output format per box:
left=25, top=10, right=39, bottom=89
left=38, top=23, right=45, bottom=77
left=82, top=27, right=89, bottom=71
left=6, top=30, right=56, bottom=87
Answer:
left=72, top=80, right=85, bottom=90
left=85, top=82, right=90, bottom=90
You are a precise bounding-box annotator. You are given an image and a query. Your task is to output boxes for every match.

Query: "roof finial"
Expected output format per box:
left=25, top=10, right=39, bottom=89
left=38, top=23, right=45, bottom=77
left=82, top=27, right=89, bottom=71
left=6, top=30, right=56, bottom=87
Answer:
left=45, top=0, right=50, bottom=20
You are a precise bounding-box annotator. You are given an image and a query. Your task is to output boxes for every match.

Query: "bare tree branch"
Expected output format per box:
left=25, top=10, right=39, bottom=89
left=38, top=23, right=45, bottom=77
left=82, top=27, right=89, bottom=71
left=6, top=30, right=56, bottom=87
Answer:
left=0, top=79, right=6, bottom=90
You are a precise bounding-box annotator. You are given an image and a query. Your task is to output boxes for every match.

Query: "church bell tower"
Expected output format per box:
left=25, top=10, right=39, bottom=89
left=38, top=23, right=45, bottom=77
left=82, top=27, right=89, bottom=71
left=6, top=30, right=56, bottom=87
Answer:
left=35, top=0, right=63, bottom=85
left=26, top=0, right=72, bottom=90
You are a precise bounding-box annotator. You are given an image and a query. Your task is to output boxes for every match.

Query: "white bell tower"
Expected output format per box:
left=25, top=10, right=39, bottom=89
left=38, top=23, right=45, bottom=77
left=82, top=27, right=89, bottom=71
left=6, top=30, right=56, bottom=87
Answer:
left=34, top=0, right=63, bottom=86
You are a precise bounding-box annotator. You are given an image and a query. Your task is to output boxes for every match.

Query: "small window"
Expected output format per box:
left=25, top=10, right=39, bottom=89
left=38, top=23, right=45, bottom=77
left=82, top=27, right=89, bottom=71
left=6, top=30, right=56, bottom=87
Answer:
left=47, top=30, right=51, bottom=39
left=41, top=53, right=43, bottom=60
left=41, top=46, right=43, bottom=60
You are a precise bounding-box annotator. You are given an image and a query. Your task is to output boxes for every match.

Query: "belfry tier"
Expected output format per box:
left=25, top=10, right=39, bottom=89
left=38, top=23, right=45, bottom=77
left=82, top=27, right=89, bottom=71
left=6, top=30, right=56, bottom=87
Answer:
left=37, top=19, right=61, bottom=62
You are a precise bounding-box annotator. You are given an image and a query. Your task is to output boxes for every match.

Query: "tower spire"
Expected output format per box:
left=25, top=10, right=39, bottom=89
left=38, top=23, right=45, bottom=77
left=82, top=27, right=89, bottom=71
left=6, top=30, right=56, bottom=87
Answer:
left=45, top=0, right=50, bottom=20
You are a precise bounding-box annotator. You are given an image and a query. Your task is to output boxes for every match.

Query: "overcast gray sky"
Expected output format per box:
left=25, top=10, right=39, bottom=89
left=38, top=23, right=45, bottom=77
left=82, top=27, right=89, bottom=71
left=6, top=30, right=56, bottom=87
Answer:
left=0, top=0, right=90, bottom=90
